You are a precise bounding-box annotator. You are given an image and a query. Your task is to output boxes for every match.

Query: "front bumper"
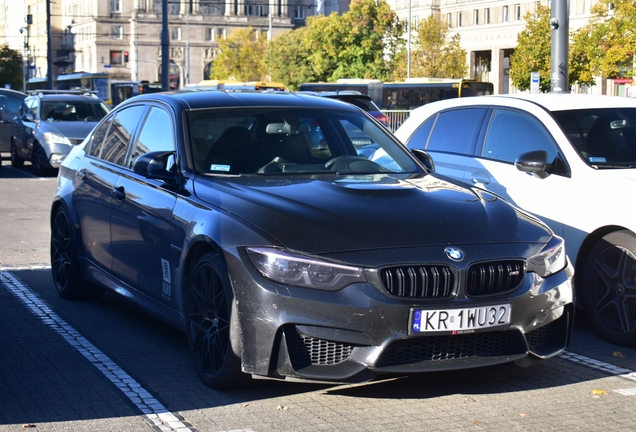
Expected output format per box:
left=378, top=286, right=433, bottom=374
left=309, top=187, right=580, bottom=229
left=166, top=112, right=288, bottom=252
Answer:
left=226, top=250, right=574, bottom=384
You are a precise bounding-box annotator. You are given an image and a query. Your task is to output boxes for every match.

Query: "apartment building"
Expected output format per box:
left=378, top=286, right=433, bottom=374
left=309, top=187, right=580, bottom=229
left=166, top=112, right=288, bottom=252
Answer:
left=1, top=0, right=343, bottom=87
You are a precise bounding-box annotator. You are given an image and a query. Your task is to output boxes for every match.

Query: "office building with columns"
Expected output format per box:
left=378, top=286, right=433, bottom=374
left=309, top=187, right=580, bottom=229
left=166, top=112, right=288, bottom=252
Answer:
left=0, top=0, right=344, bottom=88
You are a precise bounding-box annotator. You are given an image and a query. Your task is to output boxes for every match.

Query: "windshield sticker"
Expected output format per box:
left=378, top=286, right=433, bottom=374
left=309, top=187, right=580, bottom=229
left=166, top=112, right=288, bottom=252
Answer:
left=588, top=157, right=607, bottom=163
left=210, top=164, right=231, bottom=172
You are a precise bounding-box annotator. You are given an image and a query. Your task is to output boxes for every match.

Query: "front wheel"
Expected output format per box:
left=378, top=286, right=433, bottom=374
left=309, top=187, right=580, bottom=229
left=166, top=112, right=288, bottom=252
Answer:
left=185, top=252, right=251, bottom=389
left=32, top=143, right=53, bottom=176
left=10, top=139, right=24, bottom=168
left=582, top=230, right=636, bottom=346
left=50, top=206, right=103, bottom=300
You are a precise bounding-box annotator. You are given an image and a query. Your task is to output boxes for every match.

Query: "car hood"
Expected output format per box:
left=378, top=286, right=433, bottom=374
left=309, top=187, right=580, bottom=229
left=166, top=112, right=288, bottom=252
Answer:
left=192, top=174, right=553, bottom=254
left=39, top=121, right=98, bottom=140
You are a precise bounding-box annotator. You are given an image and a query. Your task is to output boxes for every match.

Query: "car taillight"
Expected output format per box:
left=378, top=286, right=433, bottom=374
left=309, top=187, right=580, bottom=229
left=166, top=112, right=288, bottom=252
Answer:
left=375, top=113, right=390, bottom=126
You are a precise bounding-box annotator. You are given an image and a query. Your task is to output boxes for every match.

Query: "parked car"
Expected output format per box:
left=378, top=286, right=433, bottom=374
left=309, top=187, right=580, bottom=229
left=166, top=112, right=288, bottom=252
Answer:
left=297, top=90, right=390, bottom=127
left=11, top=90, right=110, bottom=176
left=51, top=90, right=573, bottom=389
left=395, top=93, right=636, bottom=346
left=0, top=88, right=26, bottom=155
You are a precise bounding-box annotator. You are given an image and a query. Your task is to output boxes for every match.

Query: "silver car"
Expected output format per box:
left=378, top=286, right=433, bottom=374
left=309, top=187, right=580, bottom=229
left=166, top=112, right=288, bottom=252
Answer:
left=11, top=91, right=110, bottom=176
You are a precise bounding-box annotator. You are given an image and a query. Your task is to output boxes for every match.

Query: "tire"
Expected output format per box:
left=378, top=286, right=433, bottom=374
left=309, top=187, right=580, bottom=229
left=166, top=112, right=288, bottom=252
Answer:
left=582, top=230, right=636, bottom=346
left=32, top=143, right=52, bottom=176
left=50, top=206, right=103, bottom=300
left=10, top=139, right=24, bottom=168
left=185, top=252, right=251, bottom=389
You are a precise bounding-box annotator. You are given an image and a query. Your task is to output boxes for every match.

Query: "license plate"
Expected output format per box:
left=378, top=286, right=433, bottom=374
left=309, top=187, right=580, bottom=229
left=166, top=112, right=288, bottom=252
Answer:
left=411, top=304, right=511, bottom=333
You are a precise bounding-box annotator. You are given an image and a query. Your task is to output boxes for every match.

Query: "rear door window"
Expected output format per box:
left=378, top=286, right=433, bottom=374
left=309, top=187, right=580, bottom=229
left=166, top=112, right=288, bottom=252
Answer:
left=424, top=108, right=486, bottom=155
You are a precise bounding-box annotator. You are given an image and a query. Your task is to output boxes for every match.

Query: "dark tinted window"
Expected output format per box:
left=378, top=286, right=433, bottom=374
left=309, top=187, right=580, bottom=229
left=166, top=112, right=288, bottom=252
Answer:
left=483, top=109, right=558, bottom=163
left=130, top=107, right=175, bottom=168
left=94, top=105, right=146, bottom=165
left=406, top=116, right=435, bottom=150
left=85, top=117, right=113, bottom=157
left=426, top=108, right=486, bottom=155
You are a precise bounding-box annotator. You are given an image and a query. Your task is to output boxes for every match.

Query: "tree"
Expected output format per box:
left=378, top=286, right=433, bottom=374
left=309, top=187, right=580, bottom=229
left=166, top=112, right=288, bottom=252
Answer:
left=571, top=0, right=636, bottom=81
left=0, top=46, right=23, bottom=91
left=266, top=26, right=315, bottom=90
left=210, top=27, right=268, bottom=82
left=394, top=15, right=467, bottom=80
left=509, top=6, right=553, bottom=92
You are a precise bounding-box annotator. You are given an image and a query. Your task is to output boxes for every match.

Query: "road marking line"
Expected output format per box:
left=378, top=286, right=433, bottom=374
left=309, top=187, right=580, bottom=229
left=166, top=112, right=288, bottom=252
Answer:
left=0, top=271, right=193, bottom=431
left=560, top=350, right=636, bottom=396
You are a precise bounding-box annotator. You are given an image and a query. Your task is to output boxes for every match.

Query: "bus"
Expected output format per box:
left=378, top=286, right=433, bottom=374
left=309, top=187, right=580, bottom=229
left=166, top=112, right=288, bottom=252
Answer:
left=55, top=72, right=112, bottom=105
left=299, top=78, right=493, bottom=110
left=25, top=77, right=48, bottom=92
left=111, top=80, right=162, bottom=105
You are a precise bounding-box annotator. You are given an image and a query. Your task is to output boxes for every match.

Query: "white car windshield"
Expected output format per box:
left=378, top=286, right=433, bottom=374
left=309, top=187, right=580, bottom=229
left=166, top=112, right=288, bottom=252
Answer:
left=552, top=108, right=636, bottom=167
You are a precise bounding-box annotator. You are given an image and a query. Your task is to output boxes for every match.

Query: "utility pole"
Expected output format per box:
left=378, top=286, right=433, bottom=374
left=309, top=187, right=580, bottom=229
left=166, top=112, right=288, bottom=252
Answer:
left=550, top=0, right=569, bottom=93
left=162, top=0, right=170, bottom=91
left=46, top=0, right=53, bottom=89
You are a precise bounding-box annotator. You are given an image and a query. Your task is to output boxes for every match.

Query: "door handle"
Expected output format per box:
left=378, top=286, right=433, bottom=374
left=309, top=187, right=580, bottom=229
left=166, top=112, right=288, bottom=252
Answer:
left=469, top=173, right=490, bottom=185
left=112, top=186, right=126, bottom=201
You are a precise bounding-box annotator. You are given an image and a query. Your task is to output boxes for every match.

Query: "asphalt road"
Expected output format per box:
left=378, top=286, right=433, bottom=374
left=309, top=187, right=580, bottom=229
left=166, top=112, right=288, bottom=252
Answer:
left=1, top=160, right=635, bottom=432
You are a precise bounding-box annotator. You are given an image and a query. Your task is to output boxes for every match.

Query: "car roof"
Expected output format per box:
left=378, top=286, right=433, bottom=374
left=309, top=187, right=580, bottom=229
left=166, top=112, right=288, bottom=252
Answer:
left=416, top=93, right=636, bottom=113
left=0, top=88, right=26, bottom=98
left=30, top=93, right=102, bottom=102
left=119, top=89, right=363, bottom=112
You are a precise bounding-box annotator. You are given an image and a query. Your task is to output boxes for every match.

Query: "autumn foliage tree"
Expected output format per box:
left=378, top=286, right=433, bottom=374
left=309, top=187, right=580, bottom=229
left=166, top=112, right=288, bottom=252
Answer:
left=0, top=46, right=23, bottom=90
left=210, top=27, right=268, bottom=82
left=393, top=15, right=467, bottom=80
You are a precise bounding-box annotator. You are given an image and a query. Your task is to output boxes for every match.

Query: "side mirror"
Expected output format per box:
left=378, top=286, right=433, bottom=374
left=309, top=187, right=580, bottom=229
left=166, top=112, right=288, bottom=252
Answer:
left=515, top=150, right=549, bottom=179
left=133, top=150, right=177, bottom=182
left=22, top=113, right=35, bottom=122
left=411, top=148, right=435, bottom=172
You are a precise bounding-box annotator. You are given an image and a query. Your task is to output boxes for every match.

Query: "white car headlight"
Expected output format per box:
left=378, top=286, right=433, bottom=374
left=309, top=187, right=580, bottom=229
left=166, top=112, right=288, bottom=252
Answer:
left=526, top=235, right=567, bottom=278
left=247, top=247, right=366, bottom=290
left=43, top=132, right=72, bottom=146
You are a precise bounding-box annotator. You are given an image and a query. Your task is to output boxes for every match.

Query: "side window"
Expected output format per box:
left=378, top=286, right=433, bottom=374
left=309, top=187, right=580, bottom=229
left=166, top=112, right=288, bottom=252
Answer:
left=98, top=105, right=147, bottom=165
left=483, top=109, right=558, bottom=163
left=406, top=115, right=435, bottom=150
left=426, top=108, right=486, bottom=155
left=130, top=107, right=175, bottom=168
left=85, top=117, right=113, bottom=157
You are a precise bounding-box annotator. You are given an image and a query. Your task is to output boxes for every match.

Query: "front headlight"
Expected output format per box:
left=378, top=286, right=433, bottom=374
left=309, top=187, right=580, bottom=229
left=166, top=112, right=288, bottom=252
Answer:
left=526, top=235, right=567, bottom=278
left=43, top=132, right=72, bottom=146
left=247, top=247, right=366, bottom=290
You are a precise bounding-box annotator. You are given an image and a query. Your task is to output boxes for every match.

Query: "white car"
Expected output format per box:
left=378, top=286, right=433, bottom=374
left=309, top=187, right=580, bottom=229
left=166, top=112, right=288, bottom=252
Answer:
left=395, top=93, right=636, bottom=346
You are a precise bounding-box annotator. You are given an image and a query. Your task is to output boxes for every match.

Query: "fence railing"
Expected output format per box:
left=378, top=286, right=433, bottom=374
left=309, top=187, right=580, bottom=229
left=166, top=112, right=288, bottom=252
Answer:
left=383, top=110, right=412, bottom=132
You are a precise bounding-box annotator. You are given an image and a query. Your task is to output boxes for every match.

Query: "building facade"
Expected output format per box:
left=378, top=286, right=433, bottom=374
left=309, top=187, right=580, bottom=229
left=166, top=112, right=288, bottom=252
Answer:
left=387, top=0, right=617, bottom=95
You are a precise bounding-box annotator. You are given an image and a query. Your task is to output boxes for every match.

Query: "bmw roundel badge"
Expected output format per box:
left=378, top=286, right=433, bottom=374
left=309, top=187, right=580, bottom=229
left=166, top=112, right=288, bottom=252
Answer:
left=445, top=247, right=464, bottom=262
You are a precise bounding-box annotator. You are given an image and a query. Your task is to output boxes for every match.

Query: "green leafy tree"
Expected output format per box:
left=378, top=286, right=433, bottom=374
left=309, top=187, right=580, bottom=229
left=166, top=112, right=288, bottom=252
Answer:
left=268, top=0, right=404, bottom=85
left=266, top=26, right=315, bottom=90
left=394, top=15, right=467, bottom=80
left=0, top=46, right=23, bottom=90
left=509, top=6, right=553, bottom=92
left=571, top=0, right=636, bottom=81
left=210, top=27, right=268, bottom=81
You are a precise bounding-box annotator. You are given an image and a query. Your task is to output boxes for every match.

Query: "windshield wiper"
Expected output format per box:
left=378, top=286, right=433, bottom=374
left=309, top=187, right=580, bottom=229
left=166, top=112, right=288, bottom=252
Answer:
left=592, top=164, right=636, bottom=169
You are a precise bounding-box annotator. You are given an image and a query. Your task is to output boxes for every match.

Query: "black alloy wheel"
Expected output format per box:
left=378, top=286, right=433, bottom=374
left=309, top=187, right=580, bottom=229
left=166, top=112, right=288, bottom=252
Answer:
left=10, top=139, right=24, bottom=168
left=50, top=207, right=103, bottom=300
left=185, top=252, right=250, bottom=389
left=583, top=230, right=636, bottom=346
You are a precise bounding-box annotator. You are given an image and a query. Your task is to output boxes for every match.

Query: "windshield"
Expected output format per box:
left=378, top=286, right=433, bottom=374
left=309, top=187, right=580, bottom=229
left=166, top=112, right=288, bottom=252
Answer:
left=552, top=108, right=636, bottom=167
left=41, top=101, right=110, bottom=122
left=188, top=107, right=420, bottom=175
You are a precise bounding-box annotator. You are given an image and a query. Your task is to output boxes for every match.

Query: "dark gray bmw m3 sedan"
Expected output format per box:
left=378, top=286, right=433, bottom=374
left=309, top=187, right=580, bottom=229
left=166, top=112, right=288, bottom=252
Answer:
left=50, top=90, right=574, bottom=389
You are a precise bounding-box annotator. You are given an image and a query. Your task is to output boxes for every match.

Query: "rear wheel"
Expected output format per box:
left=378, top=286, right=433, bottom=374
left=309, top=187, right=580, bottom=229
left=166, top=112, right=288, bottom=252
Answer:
left=50, top=206, right=103, bottom=300
left=582, top=230, right=636, bottom=346
left=185, top=252, right=251, bottom=389
left=10, top=139, right=24, bottom=168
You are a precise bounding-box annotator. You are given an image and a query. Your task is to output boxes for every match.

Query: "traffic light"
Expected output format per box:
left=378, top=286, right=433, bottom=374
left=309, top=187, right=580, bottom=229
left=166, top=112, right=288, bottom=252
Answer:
left=124, top=51, right=129, bottom=63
